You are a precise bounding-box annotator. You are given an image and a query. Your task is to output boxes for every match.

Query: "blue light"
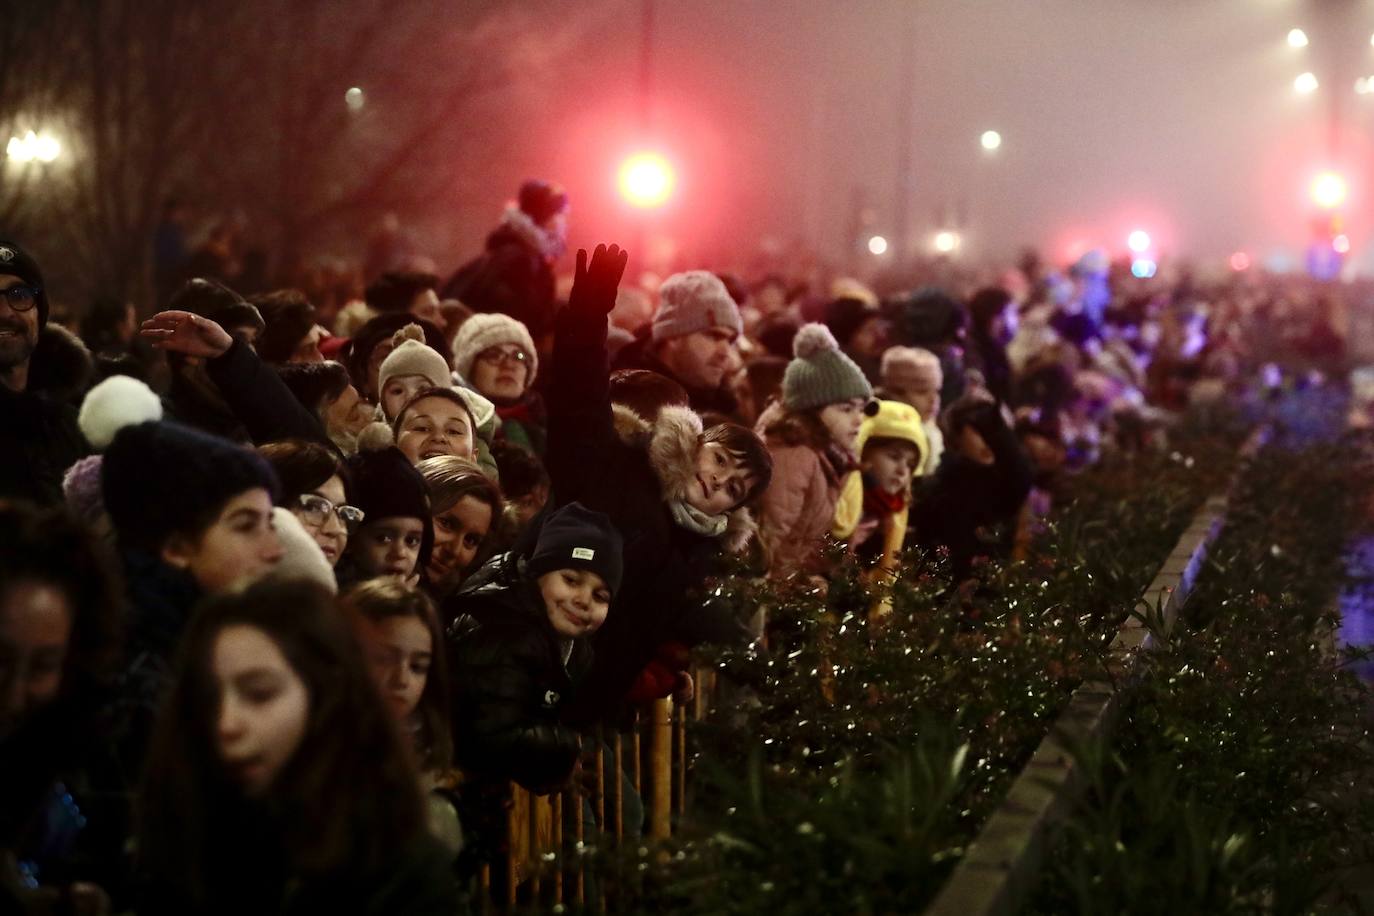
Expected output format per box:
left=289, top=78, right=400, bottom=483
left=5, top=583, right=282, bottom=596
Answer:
left=1131, top=258, right=1157, bottom=279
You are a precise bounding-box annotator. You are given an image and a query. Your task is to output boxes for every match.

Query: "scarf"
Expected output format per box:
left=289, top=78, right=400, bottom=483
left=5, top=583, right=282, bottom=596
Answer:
left=667, top=499, right=728, bottom=539
left=861, top=476, right=908, bottom=518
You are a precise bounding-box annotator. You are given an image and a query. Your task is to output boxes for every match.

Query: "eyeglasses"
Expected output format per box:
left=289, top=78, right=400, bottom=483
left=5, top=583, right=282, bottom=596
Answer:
left=296, top=493, right=365, bottom=532
left=0, top=285, right=40, bottom=312
left=477, top=346, right=529, bottom=367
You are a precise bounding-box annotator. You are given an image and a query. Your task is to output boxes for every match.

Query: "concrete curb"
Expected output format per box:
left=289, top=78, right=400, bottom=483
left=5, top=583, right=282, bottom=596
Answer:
left=925, top=429, right=1267, bottom=916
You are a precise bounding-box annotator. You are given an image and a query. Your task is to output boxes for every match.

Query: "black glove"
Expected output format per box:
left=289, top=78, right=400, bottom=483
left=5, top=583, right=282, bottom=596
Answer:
left=566, top=243, right=629, bottom=318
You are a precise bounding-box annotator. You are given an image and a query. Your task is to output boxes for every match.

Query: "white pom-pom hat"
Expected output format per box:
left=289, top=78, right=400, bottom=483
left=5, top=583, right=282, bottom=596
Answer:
left=78, top=374, right=163, bottom=451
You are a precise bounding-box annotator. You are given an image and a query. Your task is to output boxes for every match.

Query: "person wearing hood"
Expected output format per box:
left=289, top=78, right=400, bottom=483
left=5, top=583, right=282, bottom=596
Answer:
left=0, top=239, right=91, bottom=505
left=612, top=269, right=745, bottom=420
left=911, top=390, right=1034, bottom=587
left=532, top=245, right=772, bottom=725
left=886, top=286, right=968, bottom=410
left=77, top=375, right=284, bottom=769
left=822, top=295, right=886, bottom=385
left=441, top=179, right=567, bottom=345
left=142, top=281, right=338, bottom=454
left=248, top=289, right=326, bottom=365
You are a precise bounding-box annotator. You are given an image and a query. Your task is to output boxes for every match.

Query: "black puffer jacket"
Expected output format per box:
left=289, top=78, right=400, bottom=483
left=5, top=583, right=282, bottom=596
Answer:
left=445, top=553, right=590, bottom=791
left=544, top=305, right=755, bottom=725
left=0, top=384, right=88, bottom=506
left=441, top=216, right=556, bottom=338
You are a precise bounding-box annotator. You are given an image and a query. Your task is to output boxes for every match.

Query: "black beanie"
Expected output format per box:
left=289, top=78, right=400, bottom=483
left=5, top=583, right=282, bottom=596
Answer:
left=0, top=239, right=49, bottom=329
left=252, top=291, right=317, bottom=364
left=169, top=278, right=265, bottom=335
left=102, top=420, right=280, bottom=551
left=346, top=445, right=434, bottom=565
left=526, top=502, right=624, bottom=597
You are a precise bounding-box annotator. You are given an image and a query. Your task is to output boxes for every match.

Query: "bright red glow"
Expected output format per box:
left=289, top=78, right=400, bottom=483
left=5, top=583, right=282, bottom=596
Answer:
left=618, top=152, right=675, bottom=208
left=1229, top=251, right=1251, bottom=272
left=1311, top=171, right=1347, bottom=210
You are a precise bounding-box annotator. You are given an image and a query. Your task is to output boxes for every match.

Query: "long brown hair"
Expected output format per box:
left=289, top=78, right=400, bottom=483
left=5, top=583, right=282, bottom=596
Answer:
left=137, top=580, right=426, bottom=908
left=340, top=578, right=453, bottom=772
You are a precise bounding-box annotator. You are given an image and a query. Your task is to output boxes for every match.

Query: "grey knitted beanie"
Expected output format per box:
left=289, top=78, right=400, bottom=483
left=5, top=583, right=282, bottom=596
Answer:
left=782, top=323, right=873, bottom=412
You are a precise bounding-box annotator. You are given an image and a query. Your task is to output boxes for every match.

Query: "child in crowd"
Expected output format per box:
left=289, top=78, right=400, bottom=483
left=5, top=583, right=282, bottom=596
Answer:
left=257, top=439, right=358, bottom=568
left=877, top=345, right=944, bottom=476
left=490, top=438, right=550, bottom=535
left=415, top=455, right=503, bottom=595
left=377, top=324, right=453, bottom=421
left=392, top=387, right=479, bottom=466
left=756, top=322, right=873, bottom=579
left=136, top=580, right=461, bottom=914
left=452, top=313, right=546, bottom=456
left=343, top=578, right=463, bottom=858
left=446, top=502, right=622, bottom=792
left=911, top=391, right=1034, bottom=586
left=832, top=400, right=928, bottom=618
left=77, top=375, right=284, bottom=760
left=543, top=245, right=772, bottom=723
left=340, top=445, right=433, bottom=587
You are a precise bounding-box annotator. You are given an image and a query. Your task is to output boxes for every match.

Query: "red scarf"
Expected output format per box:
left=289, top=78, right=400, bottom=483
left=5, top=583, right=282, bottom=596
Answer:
left=862, top=478, right=907, bottom=518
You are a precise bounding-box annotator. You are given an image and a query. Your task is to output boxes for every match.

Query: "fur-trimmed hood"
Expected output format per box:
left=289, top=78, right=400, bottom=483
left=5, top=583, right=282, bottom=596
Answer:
left=611, top=403, right=757, bottom=553
left=489, top=206, right=566, bottom=261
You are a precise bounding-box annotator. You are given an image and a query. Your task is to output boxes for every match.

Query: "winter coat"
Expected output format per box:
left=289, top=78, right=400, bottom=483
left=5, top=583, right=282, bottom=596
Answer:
left=441, top=210, right=557, bottom=338
left=911, top=404, right=1034, bottom=582
left=756, top=410, right=850, bottom=579
left=164, top=338, right=337, bottom=451
left=494, top=392, right=547, bottom=457
left=544, top=304, right=756, bottom=724
left=444, top=553, right=590, bottom=791
left=111, top=549, right=203, bottom=770
left=612, top=330, right=741, bottom=420
left=138, top=831, right=463, bottom=916
left=0, top=384, right=88, bottom=506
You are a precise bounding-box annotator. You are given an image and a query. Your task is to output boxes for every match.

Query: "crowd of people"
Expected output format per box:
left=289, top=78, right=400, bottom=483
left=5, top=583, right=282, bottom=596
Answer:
left=0, top=180, right=1346, bottom=913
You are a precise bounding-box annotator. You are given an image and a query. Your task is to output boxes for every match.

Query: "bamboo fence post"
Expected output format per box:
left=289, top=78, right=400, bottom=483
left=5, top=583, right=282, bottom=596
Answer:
left=649, top=696, right=673, bottom=838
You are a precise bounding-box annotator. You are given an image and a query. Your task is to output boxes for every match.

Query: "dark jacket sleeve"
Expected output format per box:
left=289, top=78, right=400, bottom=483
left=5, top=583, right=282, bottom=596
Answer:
left=204, top=338, right=337, bottom=452
left=545, top=305, right=618, bottom=504
left=451, top=625, right=581, bottom=791
left=971, top=405, right=1034, bottom=517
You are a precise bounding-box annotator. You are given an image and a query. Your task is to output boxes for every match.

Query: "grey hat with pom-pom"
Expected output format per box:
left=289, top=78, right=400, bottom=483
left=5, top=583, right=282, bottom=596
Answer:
left=781, top=323, right=873, bottom=412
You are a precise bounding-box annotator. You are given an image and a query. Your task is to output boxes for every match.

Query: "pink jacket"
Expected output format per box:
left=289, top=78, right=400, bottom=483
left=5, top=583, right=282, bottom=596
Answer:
left=758, top=440, right=845, bottom=579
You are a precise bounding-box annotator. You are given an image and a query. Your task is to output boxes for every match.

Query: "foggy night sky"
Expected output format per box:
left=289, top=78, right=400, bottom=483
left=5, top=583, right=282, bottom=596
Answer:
left=445, top=0, right=1373, bottom=276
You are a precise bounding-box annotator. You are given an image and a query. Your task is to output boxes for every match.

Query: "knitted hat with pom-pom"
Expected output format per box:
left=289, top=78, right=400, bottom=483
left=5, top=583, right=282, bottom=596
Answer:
left=79, top=376, right=279, bottom=552
left=781, top=323, right=872, bottom=412
left=377, top=324, right=451, bottom=397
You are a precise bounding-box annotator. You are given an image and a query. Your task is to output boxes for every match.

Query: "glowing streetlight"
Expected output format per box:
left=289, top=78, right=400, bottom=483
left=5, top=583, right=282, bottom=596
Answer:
left=6, top=130, right=61, bottom=163
left=1229, top=251, right=1252, bottom=272
left=1311, top=171, right=1347, bottom=209
left=1333, top=234, right=1351, bottom=254
left=980, top=130, right=1002, bottom=152
left=867, top=235, right=889, bottom=256
left=1127, top=229, right=1151, bottom=253
left=933, top=230, right=960, bottom=254
left=344, top=87, right=365, bottom=111
left=1287, top=28, right=1309, bottom=49
left=1130, top=258, right=1157, bottom=279
left=1295, top=72, right=1319, bottom=94
left=1357, top=78, right=1370, bottom=96
left=618, top=151, right=675, bottom=208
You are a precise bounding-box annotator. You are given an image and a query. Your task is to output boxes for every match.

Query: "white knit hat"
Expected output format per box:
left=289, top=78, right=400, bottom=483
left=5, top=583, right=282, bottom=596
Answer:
left=451, top=313, right=538, bottom=390
left=377, top=324, right=451, bottom=395
left=651, top=271, right=742, bottom=344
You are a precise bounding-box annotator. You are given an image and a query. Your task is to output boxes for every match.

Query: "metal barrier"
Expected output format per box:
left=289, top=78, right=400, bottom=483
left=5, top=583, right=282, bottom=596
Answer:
left=481, top=693, right=700, bottom=910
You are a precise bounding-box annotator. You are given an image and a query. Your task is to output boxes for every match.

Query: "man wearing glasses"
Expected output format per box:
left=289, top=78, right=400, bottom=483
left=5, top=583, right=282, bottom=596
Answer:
left=0, top=239, right=89, bottom=504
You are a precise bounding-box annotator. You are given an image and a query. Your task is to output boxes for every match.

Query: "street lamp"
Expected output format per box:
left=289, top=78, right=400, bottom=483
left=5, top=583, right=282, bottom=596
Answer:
left=1127, top=229, right=1151, bottom=253
left=618, top=151, right=675, bottom=208
left=344, top=87, right=365, bottom=111
left=6, top=130, right=61, bottom=163
left=867, top=235, right=889, bottom=256
left=933, top=230, right=960, bottom=254
left=1287, top=28, right=1309, bottom=49
left=1311, top=171, right=1347, bottom=209
left=979, top=130, right=1002, bottom=152
left=1295, top=72, right=1319, bottom=94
